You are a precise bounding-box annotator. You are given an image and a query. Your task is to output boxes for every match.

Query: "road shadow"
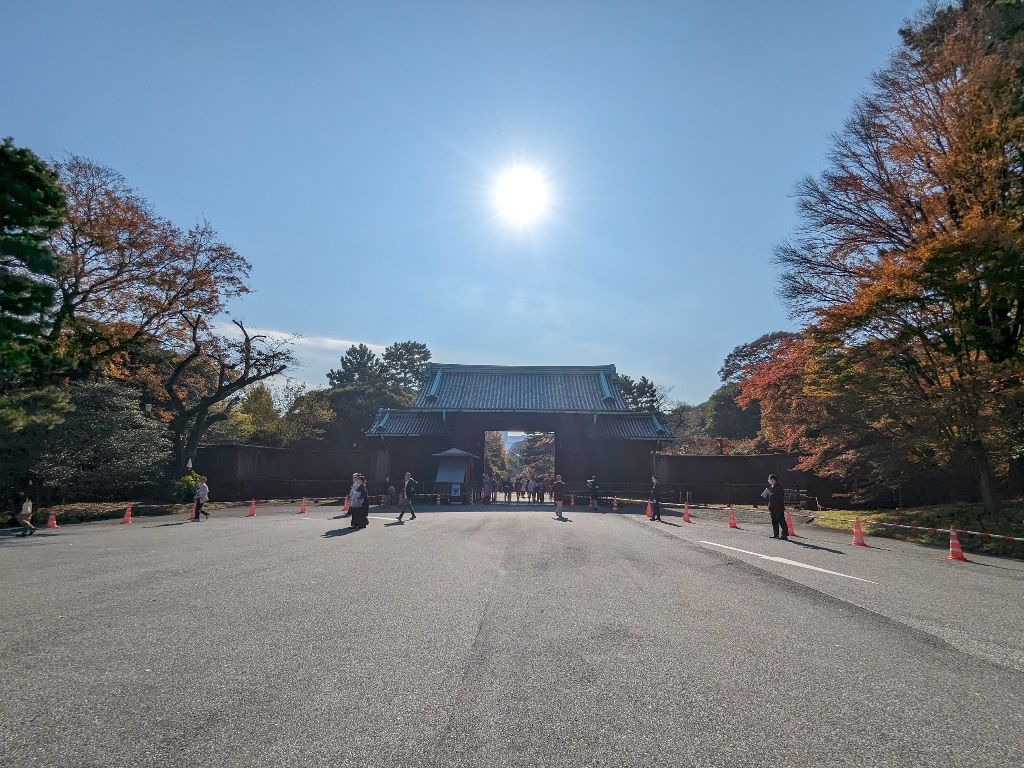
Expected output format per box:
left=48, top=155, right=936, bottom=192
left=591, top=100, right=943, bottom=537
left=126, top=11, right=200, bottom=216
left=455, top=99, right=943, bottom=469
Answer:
left=0, top=529, right=58, bottom=545
left=331, top=514, right=352, bottom=520
left=658, top=520, right=682, bottom=527
left=786, top=539, right=847, bottom=555
left=553, top=516, right=572, bottom=523
left=323, top=527, right=361, bottom=538
left=949, top=558, right=1019, bottom=571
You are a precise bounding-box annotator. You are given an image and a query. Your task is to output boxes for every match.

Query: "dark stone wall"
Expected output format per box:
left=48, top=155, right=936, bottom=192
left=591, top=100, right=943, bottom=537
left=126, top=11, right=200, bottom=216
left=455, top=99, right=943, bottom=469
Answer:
left=195, top=444, right=387, bottom=501
left=376, top=436, right=451, bottom=488
left=195, top=444, right=1019, bottom=508
left=654, top=454, right=808, bottom=506
left=652, top=454, right=1023, bottom=509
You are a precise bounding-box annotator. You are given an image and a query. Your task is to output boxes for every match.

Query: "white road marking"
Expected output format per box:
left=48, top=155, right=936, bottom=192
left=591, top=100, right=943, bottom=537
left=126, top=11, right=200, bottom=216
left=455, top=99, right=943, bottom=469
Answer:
left=699, top=541, right=877, bottom=584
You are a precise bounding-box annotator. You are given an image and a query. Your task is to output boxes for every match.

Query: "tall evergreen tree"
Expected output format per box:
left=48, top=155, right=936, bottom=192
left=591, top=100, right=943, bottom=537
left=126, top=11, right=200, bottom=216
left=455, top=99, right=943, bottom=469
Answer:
left=0, top=138, right=70, bottom=432
left=617, top=374, right=671, bottom=412
left=327, top=343, right=385, bottom=386
left=509, top=433, right=555, bottom=478
left=382, top=341, right=431, bottom=389
left=484, top=431, right=510, bottom=477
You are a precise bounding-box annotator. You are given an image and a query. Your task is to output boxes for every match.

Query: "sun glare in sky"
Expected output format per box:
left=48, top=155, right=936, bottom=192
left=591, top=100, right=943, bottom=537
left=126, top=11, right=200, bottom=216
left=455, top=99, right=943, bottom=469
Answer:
left=493, top=167, right=550, bottom=227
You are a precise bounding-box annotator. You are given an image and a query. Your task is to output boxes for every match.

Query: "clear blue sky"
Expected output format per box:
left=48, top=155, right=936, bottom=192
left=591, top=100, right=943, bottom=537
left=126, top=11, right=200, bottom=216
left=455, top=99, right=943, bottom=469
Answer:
left=6, top=0, right=924, bottom=405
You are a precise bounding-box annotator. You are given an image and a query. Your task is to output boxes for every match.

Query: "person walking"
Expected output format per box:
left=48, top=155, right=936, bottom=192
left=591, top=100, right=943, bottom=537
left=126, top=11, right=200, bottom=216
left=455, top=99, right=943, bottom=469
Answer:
left=765, top=473, right=788, bottom=540
left=194, top=476, right=210, bottom=520
left=587, top=477, right=600, bottom=511
left=342, top=473, right=358, bottom=517
left=397, top=472, right=418, bottom=521
left=17, top=493, right=35, bottom=537
left=349, top=474, right=370, bottom=529
left=347, top=475, right=361, bottom=528
left=552, top=475, right=566, bottom=519
left=649, top=475, right=662, bottom=521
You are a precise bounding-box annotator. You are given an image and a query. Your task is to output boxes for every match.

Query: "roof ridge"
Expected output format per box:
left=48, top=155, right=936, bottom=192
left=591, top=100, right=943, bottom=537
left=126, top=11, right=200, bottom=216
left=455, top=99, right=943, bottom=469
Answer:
left=423, top=363, right=617, bottom=373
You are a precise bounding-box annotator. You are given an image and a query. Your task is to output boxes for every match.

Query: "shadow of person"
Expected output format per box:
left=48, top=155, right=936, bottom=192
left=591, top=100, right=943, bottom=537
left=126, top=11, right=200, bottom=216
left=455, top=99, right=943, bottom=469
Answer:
left=786, top=540, right=846, bottom=555
left=323, top=527, right=362, bottom=538
left=659, top=520, right=682, bottom=527
left=555, top=516, right=572, bottom=523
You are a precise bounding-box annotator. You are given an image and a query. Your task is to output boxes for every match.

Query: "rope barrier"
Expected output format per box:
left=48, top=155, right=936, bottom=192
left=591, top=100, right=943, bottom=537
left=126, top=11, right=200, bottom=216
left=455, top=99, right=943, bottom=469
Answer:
left=673, top=503, right=1024, bottom=543
left=42, top=496, right=1024, bottom=543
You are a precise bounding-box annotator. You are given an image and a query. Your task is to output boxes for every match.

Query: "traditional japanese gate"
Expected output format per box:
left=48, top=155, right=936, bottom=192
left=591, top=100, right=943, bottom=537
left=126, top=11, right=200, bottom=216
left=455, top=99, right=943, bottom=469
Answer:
left=367, top=364, right=673, bottom=491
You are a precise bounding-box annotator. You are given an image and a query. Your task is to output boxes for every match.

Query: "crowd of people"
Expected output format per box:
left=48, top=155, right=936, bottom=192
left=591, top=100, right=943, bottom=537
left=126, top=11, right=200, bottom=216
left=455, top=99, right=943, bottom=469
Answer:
left=9, top=471, right=788, bottom=536
left=342, top=472, right=672, bottom=526
left=344, top=472, right=610, bottom=517
left=479, top=474, right=576, bottom=504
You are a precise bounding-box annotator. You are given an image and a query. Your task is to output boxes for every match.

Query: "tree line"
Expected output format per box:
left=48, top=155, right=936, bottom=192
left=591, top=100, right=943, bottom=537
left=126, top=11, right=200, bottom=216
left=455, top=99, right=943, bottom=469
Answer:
left=517, top=2, right=1024, bottom=514
left=0, top=138, right=436, bottom=503
left=734, top=1, right=1024, bottom=513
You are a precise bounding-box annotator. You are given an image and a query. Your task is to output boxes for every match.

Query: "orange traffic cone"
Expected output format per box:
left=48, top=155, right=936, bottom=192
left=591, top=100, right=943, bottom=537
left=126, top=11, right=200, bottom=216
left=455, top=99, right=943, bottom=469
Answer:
left=248, top=499, right=256, bottom=517
left=436, top=494, right=440, bottom=505
left=613, top=496, right=619, bottom=513
left=785, top=508, right=800, bottom=538
left=298, top=497, right=307, bottom=514
left=120, top=505, right=133, bottom=525
left=570, top=494, right=575, bottom=507
left=342, top=496, right=349, bottom=512
left=683, top=502, right=693, bottom=523
left=45, top=509, right=58, bottom=529
left=188, top=501, right=198, bottom=521
left=850, top=517, right=868, bottom=546
left=645, top=501, right=653, bottom=519
left=947, top=526, right=969, bottom=562
left=728, top=505, right=740, bottom=529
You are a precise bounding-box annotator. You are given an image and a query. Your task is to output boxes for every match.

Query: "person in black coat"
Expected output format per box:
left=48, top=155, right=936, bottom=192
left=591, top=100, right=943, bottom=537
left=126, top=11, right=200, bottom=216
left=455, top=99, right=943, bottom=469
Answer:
left=765, top=473, right=788, bottom=540
left=649, top=475, right=662, bottom=521
left=349, top=474, right=370, bottom=529
left=397, top=472, right=417, bottom=521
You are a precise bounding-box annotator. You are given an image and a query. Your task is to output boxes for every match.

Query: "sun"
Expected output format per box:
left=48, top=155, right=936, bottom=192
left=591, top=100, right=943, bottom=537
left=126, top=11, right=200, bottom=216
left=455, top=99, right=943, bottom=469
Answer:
left=493, top=167, right=550, bottom=227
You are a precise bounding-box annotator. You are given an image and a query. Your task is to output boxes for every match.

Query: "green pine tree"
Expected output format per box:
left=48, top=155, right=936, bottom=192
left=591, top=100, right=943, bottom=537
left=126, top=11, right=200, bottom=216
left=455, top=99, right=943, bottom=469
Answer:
left=0, top=138, right=71, bottom=432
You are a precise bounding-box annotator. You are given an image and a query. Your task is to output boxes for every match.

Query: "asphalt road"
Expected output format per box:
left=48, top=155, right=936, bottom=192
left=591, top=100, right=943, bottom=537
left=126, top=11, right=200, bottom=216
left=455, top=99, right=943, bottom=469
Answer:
left=2, top=502, right=1022, bottom=767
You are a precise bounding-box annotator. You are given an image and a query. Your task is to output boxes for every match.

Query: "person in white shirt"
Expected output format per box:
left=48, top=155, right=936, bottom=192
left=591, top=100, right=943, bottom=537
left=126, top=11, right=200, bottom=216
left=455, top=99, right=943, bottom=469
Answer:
left=18, top=494, right=35, bottom=537
left=194, top=476, right=210, bottom=520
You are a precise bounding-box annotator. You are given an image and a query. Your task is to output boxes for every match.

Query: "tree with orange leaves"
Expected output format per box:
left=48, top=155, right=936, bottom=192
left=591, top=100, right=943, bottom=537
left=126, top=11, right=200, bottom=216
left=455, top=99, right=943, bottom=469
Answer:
left=44, top=156, right=296, bottom=475
left=774, top=1, right=1024, bottom=511
left=46, top=156, right=251, bottom=375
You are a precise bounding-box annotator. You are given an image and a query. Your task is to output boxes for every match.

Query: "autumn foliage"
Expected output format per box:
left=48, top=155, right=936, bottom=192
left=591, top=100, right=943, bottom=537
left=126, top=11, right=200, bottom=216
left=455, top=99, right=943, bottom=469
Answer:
left=755, top=1, right=1024, bottom=510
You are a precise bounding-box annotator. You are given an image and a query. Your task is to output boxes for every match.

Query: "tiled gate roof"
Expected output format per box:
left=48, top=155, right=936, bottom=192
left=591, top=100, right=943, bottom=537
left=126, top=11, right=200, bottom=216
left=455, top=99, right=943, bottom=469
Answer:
left=413, top=364, right=628, bottom=412
left=366, top=410, right=449, bottom=437
left=593, top=413, right=674, bottom=440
